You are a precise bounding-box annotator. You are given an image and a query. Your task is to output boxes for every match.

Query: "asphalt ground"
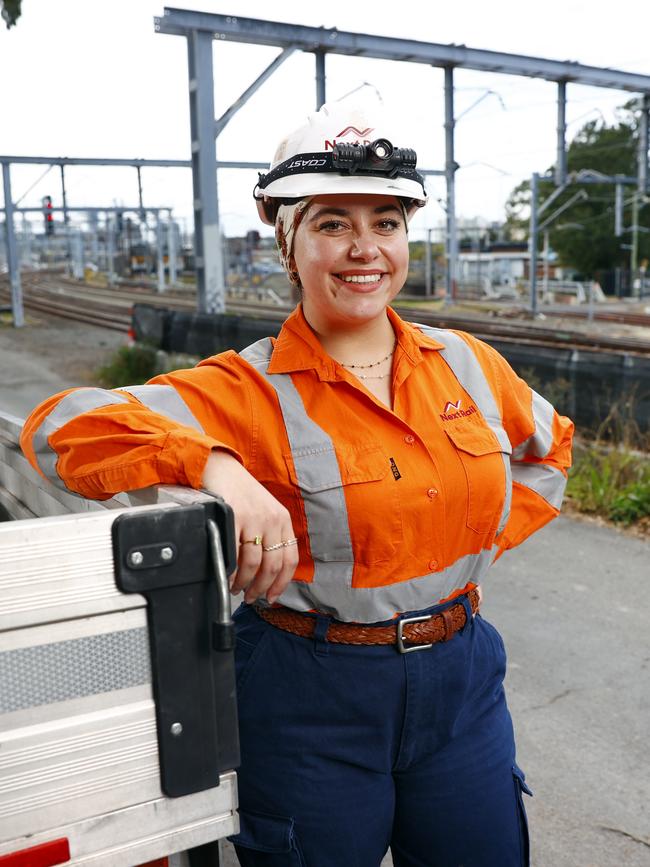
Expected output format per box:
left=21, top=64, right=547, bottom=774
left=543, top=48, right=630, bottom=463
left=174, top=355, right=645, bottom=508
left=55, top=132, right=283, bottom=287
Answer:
left=1, top=314, right=648, bottom=866
left=0, top=311, right=124, bottom=419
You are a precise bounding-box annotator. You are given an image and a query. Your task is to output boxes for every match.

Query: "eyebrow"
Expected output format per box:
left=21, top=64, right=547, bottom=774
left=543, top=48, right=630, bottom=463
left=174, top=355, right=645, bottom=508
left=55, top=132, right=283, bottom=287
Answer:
left=308, top=204, right=402, bottom=223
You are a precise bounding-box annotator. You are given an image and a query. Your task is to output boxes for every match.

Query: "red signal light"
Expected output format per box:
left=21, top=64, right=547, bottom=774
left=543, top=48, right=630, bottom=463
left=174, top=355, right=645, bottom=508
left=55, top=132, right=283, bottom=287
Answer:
left=42, top=195, right=54, bottom=236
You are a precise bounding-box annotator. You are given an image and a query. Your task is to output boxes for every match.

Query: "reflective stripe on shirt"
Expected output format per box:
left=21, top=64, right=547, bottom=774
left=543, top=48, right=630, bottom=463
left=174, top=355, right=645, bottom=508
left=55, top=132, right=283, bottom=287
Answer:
left=31, top=384, right=204, bottom=493
left=119, top=384, right=205, bottom=432
left=512, top=391, right=555, bottom=460
left=32, top=388, right=130, bottom=490
left=242, top=338, right=355, bottom=578
left=511, top=462, right=567, bottom=509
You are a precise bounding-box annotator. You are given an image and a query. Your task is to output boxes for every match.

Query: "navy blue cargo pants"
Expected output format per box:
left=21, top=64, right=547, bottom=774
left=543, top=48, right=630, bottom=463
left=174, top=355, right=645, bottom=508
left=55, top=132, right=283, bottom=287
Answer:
left=229, top=594, right=532, bottom=867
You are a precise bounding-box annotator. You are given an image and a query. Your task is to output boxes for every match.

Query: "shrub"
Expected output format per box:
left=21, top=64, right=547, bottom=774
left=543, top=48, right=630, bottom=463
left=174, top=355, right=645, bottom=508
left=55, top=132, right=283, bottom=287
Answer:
left=608, top=480, right=650, bottom=525
left=95, top=345, right=157, bottom=388
left=566, top=442, right=650, bottom=526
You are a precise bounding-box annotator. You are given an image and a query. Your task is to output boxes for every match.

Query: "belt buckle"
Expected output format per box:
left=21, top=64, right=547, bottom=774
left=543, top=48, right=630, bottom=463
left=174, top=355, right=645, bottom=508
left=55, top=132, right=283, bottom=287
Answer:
left=396, top=614, right=434, bottom=654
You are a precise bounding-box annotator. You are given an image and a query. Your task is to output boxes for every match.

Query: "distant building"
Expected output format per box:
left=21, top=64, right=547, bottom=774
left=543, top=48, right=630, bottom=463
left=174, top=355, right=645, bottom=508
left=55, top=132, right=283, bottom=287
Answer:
left=458, top=241, right=562, bottom=289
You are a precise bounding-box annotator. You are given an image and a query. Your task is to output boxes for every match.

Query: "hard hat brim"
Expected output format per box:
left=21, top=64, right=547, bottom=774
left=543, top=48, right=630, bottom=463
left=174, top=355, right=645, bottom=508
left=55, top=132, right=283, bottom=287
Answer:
left=257, top=174, right=427, bottom=225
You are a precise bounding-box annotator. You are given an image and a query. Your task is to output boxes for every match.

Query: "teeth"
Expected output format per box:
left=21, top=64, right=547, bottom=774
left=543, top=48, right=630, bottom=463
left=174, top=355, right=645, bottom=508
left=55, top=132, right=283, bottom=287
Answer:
left=339, top=273, right=382, bottom=283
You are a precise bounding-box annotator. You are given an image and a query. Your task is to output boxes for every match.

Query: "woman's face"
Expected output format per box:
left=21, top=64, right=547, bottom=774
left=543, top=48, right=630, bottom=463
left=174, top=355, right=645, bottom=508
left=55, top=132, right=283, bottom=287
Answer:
left=291, top=194, right=409, bottom=333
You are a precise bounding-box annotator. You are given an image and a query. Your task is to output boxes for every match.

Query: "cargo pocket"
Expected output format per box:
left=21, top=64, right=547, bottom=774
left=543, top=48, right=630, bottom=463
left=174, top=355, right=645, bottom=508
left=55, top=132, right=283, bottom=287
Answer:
left=445, top=421, right=512, bottom=534
left=285, top=441, right=401, bottom=565
left=230, top=809, right=306, bottom=866
left=512, top=764, right=533, bottom=867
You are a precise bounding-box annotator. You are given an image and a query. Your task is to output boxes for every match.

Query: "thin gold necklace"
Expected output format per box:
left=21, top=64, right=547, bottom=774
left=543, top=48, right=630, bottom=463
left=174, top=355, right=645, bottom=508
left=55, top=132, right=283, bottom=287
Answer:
left=340, top=340, right=396, bottom=370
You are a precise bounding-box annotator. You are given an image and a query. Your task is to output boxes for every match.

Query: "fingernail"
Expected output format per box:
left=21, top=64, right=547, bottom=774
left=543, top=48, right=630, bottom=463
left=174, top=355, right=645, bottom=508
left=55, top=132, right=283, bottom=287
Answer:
left=267, top=594, right=278, bottom=605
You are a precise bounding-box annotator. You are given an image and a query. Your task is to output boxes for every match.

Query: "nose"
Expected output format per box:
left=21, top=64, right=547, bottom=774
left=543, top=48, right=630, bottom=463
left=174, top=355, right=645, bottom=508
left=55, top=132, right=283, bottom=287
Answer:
left=349, top=229, right=379, bottom=261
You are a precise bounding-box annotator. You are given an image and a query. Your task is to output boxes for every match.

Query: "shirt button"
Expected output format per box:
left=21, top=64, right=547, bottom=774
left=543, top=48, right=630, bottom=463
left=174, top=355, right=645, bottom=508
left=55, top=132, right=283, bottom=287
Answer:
left=404, top=434, right=415, bottom=444
left=427, top=487, right=438, bottom=499
left=428, top=559, right=439, bottom=571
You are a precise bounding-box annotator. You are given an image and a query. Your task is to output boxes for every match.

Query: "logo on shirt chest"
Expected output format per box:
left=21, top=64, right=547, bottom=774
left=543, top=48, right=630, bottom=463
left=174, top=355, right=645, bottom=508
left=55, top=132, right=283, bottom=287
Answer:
left=439, top=399, right=478, bottom=422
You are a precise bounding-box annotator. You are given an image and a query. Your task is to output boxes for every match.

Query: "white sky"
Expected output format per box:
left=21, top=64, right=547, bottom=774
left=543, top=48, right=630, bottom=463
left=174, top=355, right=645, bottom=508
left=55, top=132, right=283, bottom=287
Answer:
left=2, top=0, right=650, bottom=240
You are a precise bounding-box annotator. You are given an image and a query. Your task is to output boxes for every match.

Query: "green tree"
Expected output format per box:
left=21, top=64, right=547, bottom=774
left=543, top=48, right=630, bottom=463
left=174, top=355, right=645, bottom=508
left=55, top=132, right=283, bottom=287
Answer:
left=504, top=104, right=650, bottom=278
left=1, top=0, right=22, bottom=28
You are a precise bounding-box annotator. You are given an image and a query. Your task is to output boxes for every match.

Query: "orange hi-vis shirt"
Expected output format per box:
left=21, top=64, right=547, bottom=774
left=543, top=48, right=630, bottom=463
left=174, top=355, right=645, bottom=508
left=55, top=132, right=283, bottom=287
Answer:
left=21, top=305, right=573, bottom=623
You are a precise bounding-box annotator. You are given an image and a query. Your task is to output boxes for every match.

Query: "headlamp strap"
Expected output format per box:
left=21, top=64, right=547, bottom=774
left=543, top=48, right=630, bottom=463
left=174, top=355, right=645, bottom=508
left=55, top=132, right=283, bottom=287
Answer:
left=257, top=149, right=423, bottom=191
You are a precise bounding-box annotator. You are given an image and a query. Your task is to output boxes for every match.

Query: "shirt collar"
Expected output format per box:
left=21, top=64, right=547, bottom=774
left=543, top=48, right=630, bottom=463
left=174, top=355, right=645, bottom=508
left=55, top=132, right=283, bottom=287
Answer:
left=267, top=303, right=444, bottom=380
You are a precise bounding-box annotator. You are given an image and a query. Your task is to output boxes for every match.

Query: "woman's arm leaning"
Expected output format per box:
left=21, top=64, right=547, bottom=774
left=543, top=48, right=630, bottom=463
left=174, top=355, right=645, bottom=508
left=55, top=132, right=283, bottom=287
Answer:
left=20, top=354, right=298, bottom=601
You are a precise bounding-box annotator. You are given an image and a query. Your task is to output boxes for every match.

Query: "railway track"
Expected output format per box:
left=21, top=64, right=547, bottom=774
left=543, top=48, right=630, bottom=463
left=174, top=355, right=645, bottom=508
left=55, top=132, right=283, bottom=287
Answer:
left=2, top=273, right=650, bottom=356
left=537, top=305, right=650, bottom=328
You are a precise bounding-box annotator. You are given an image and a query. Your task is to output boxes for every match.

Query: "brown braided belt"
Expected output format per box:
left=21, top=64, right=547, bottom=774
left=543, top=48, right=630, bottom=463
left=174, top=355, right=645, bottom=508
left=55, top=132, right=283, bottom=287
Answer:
left=256, top=588, right=480, bottom=654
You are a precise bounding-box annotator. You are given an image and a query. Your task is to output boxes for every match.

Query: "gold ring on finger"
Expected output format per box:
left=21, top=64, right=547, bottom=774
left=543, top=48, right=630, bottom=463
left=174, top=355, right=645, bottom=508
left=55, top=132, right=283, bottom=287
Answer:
left=242, top=535, right=263, bottom=545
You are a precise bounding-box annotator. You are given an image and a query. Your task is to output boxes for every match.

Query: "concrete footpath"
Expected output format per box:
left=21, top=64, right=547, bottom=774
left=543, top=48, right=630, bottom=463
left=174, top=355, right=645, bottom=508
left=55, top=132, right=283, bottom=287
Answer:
left=1, top=315, right=648, bottom=866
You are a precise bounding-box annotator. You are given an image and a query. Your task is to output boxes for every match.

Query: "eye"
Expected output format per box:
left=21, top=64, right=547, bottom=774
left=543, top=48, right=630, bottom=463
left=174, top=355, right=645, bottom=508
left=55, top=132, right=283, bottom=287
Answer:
left=317, top=220, right=348, bottom=232
left=376, top=218, right=401, bottom=232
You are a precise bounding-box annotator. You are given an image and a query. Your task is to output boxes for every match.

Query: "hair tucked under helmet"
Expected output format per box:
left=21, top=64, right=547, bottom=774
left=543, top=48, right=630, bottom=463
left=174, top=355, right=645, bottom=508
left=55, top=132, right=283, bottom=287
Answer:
left=274, top=200, right=311, bottom=287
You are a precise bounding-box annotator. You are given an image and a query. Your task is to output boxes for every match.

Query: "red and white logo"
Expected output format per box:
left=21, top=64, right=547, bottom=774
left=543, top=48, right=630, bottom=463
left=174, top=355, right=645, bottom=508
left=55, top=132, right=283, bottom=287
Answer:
left=324, top=126, right=375, bottom=151
left=439, top=400, right=477, bottom=422
left=336, top=126, right=374, bottom=138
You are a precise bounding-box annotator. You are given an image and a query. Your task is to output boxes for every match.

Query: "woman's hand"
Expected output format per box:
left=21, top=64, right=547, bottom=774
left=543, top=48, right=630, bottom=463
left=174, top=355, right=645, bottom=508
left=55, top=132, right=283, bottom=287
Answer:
left=202, top=450, right=299, bottom=605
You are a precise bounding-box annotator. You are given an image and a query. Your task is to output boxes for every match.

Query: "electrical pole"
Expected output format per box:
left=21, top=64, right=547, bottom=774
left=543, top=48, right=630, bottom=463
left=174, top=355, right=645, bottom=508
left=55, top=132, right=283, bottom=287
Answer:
left=543, top=229, right=549, bottom=300
left=614, top=180, right=623, bottom=237
left=444, top=66, right=457, bottom=305
left=631, top=191, right=639, bottom=296
left=633, top=94, right=650, bottom=297
left=1, top=162, right=24, bottom=327
left=529, top=172, right=539, bottom=315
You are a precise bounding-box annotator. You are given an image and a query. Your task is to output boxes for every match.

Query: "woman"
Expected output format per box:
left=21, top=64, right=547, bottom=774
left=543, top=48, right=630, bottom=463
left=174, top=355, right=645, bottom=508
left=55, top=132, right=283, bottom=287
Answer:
left=21, top=93, right=573, bottom=867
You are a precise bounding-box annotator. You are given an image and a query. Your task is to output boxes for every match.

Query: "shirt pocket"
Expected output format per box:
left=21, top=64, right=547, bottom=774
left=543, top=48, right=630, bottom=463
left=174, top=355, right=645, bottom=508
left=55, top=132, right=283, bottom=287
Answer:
left=444, top=421, right=512, bottom=534
left=284, top=442, right=401, bottom=565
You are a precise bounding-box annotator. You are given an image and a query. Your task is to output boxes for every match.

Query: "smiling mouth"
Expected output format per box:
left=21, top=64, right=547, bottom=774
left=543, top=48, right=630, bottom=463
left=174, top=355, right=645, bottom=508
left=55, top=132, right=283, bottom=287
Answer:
left=335, top=273, right=385, bottom=284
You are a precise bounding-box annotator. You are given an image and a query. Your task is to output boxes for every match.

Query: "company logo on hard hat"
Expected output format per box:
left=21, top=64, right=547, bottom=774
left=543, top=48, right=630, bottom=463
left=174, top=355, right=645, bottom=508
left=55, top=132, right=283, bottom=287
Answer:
left=439, top=399, right=478, bottom=421
left=337, top=126, right=374, bottom=138
left=324, top=126, right=375, bottom=151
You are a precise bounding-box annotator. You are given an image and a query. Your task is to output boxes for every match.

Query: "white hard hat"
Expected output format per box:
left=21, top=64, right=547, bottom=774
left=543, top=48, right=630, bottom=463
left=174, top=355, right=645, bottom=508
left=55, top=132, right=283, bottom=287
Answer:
left=254, top=88, right=427, bottom=225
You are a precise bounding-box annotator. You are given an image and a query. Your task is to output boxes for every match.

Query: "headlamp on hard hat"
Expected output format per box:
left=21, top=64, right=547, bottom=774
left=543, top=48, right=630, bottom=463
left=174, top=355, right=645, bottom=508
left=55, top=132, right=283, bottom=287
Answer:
left=332, top=139, right=417, bottom=178
left=253, top=105, right=428, bottom=226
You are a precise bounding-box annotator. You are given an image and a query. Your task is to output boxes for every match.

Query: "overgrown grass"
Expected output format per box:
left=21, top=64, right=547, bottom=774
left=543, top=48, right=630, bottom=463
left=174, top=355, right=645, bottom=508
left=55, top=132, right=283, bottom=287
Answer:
left=95, top=344, right=158, bottom=388
left=564, top=393, right=650, bottom=530
left=566, top=443, right=650, bottom=526
left=94, top=344, right=200, bottom=388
